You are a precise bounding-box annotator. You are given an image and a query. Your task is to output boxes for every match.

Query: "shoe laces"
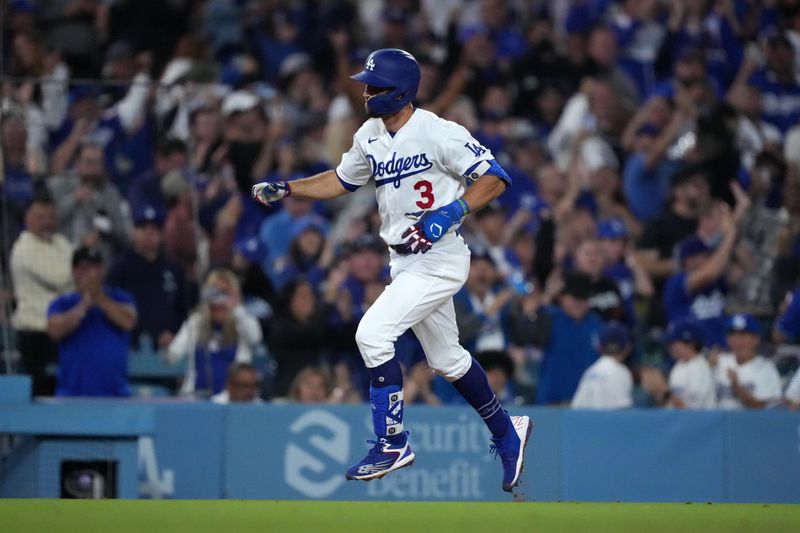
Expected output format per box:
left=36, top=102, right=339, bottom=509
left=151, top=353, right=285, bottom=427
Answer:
left=489, top=437, right=514, bottom=465
left=489, top=442, right=499, bottom=461
left=365, top=437, right=388, bottom=456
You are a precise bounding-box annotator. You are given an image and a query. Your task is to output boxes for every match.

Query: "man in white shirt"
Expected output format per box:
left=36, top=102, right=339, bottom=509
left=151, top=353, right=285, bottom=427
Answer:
left=571, top=322, right=633, bottom=409
left=10, top=197, right=74, bottom=396
left=715, top=313, right=782, bottom=409
left=665, top=317, right=716, bottom=409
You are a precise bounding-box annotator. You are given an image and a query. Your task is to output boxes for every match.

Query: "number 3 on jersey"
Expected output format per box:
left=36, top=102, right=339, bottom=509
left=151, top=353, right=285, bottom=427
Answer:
left=414, top=180, right=434, bottom=209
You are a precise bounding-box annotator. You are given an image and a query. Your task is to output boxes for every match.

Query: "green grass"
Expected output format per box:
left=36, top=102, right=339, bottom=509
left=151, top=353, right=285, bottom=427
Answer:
left=1, top=500, right=798, bottom=533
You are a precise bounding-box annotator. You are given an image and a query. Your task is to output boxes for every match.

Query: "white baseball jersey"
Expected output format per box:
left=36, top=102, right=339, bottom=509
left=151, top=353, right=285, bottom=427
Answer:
left=785, top=368, right=800, bottom=405
left=336, top=108, right=498, bottom=245
left=570, top=356, right=633, bottom=409
left=714, top=353, right=783, bottom=409
left=668, top=355, right=716, bottom=409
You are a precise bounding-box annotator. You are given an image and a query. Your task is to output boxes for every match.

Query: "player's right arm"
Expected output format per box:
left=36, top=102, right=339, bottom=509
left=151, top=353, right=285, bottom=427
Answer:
left=252, top=170, right=350, bottom=205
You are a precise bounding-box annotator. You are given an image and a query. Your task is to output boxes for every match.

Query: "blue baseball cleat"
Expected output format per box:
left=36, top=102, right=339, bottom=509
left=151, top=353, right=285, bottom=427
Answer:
left=490, top=415, right=534, bottom=492
left=345, top=432, right=415, bottom=481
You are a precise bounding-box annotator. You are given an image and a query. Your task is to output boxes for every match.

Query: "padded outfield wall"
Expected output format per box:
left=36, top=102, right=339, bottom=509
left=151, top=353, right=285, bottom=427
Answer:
left=1, top=395, right=799, bottom=502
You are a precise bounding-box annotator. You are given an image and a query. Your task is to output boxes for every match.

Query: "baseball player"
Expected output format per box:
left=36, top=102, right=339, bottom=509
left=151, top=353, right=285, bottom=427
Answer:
left=252, top=49, right=533, bottom=492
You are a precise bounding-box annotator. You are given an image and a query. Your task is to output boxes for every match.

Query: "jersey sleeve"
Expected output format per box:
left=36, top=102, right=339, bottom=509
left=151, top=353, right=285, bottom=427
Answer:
left=335, top=135, right=372, bottom=191
left=439, top=123, right=506, bottom=184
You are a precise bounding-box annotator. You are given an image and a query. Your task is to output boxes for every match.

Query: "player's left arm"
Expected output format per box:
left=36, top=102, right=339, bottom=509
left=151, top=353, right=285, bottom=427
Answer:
left=461, top=172, right=508, bottom=213
left=399, top=161, right=510, bottom=254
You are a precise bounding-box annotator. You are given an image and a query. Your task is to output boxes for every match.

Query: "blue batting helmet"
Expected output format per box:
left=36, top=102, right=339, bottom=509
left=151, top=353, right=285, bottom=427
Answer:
left=350, top=48, right=420, bottom=116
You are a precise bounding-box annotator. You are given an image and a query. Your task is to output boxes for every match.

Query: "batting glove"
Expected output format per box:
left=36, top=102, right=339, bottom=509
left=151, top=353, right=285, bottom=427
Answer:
left=398, top=224, right=433, bottom=254
left=252, top=181, right=291, bottom=207
left=416, top=198, right=470, bottom=242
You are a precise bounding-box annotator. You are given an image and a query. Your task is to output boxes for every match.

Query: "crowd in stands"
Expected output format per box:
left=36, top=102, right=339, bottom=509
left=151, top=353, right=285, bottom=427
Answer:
left=3, top=0, right=800, bottom=409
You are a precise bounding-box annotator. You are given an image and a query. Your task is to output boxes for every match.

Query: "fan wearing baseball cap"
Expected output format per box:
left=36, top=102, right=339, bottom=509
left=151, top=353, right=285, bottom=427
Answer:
left=714, top=313, right=782, bottom=409
left=663, top=317, right=716, bottom=409
left=662, top=204, right=738, bottom=349
left=106, top=205, right=188, bottom=351
left=571, top=322, right=634, bottom=409
left=46, top=246, right=138, bottom=397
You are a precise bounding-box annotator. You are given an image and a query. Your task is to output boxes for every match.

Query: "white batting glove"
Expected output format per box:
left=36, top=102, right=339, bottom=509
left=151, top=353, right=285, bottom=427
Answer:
left=252, top=181, right=291, bottom=207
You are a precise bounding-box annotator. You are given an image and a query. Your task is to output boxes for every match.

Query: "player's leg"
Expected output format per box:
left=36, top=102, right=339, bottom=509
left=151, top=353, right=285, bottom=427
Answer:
left=345, top=268, right=459, bottom=481
left=412, top=300, right=533, bottom=492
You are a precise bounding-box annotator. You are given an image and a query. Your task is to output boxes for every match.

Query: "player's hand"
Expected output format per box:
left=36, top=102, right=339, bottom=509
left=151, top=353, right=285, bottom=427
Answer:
left=251, top=181, right=291, bottom=207
left=416, top=199, right=470, bottom=243
left=398, top=223, right=432, bottom=254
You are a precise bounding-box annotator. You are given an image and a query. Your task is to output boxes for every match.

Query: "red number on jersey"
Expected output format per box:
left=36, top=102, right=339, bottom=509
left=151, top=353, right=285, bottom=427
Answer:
left=414, top=180, right=434, bottom=209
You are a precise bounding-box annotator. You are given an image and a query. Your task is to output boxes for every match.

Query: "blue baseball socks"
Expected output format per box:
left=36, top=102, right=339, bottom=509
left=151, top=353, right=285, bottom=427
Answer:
left=368, top=358, right=406, bottom=445
left=452, top=358, right=511, bottom=438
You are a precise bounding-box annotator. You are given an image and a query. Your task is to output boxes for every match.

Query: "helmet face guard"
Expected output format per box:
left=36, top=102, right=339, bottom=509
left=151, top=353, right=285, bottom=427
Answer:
left=351, top=49, right=420, bottom=116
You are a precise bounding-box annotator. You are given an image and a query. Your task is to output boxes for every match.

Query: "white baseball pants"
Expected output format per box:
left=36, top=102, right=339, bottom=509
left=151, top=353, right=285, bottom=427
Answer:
left=355, top=233, right=472, bottom=381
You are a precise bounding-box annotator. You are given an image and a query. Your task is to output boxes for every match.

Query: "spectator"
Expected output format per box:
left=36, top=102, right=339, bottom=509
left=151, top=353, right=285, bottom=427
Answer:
left=271, top=221, right=328, bottom=291
left=610, top=0, right=667, bottom=97
left=337, top=234, right=391, bottom=323
left=453, top=253, right=514, bottom=354
left=211, top=362, right=265, bottom=404
left=47, top=142, right=133, bottom=261
left=10, top=197, right=74, bottom=396
left=570, top=237, right=627, bottom=324
left=230, top=235, right=276, bottom=331
left=571, top=322, right=634, bottom=409
left=510, top=272, right=603, bottom=405
left=106, top=205, right=188, bottom=350
left=404, top=361, right=442, bottom=406
left=268, top=281, right=333, bottom=397
left=476, top=350, right=520, bottom=406
left=167, top=268, right=262, bottom=398
left=46, top=246, right=137, bottom=397
left=747, top=34, right=800, bottom=135
left=650, top=317, right=716, bottom=409
left=127, top=137, right=188, bottom=215
left=287, top=366, right=332, bottom=404
left=259, top=195, right=329, bottom=276
left=1, top=113, right=38, bottom=238
left=599, top=218, right=654, bottom=325
left=635, top=171, right=707, bottom=286
left=663, top=206, right=737, bottom=348
left=715, top=313, right=782, bottom=409
left=621, top=104, right=687, bottom=222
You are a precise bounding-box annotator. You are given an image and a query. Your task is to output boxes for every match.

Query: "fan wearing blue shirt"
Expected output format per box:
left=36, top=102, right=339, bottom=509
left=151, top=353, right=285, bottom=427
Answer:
left=47, top=247, right=137, bottom=397
left=747, top=34, right=800, bottom=134
left=663, top=215, right=737, bottom=349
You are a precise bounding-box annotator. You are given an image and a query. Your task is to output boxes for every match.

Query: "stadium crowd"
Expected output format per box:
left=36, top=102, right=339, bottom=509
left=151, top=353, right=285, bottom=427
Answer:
left=2, top=0, right=800, bottom=410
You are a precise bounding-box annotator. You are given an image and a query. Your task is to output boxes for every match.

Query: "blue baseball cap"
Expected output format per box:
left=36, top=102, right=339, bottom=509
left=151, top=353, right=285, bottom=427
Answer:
left=597, top=218, right=628, bottom=239
left=234, top=236, right=267, bottom=264
left=133, top=205, right=165, bottom=227
left=677, top=235, right=713, bottom=262
left=726, top=313, right=761, bottom=335
left=597, top=322, right=631, bottom=353
left=664, top=317, right=705, bottom=346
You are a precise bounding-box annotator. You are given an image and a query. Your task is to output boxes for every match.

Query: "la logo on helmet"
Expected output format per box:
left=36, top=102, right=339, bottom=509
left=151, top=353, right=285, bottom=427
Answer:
left=366, top=56, right=376, bottom=71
